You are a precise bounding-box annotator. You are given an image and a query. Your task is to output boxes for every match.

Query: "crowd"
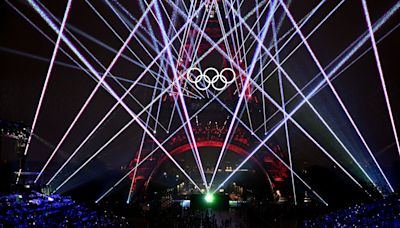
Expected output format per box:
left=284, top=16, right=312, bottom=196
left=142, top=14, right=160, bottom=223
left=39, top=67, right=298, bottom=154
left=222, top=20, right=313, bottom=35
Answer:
left=0, top=191, right=130, bottom=227
left=303, top=195, right=400, bottom=227
left=2, top=190, right=399, bottom=227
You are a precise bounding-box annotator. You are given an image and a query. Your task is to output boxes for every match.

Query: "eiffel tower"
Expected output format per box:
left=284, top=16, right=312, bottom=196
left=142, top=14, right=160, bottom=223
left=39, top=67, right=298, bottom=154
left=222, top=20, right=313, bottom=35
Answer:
left=128, top=0, right=290, bottom=203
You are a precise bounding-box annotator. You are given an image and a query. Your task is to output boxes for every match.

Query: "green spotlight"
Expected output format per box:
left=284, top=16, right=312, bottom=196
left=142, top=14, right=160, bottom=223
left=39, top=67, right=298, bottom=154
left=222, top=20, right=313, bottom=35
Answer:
left=204, top=193, right=214, bottom=203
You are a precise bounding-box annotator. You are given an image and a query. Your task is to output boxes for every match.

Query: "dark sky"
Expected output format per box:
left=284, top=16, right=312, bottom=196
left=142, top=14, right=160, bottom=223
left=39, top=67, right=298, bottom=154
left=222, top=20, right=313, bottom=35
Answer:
left=0, top=0, right=399, bottom=200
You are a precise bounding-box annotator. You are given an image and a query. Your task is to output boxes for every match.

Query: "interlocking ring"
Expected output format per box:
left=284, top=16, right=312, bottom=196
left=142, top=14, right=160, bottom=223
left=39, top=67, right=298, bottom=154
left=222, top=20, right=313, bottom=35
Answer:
left=186, top=67, right=236, bottom=91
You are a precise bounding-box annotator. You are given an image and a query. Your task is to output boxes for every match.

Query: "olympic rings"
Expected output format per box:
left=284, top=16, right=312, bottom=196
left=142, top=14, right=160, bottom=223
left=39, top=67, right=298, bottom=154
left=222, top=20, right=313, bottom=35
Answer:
left=186, top=67, right=236, bottom=91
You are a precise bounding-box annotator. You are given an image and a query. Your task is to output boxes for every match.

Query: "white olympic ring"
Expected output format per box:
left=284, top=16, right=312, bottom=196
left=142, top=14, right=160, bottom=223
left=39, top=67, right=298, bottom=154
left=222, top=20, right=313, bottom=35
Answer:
left=186, top=67, right=236, bottom=91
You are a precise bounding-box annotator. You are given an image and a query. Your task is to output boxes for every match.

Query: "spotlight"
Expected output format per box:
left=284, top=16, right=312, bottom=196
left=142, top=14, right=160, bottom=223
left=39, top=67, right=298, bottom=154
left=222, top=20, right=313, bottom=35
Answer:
left=204, top=193, right=214, bottom=203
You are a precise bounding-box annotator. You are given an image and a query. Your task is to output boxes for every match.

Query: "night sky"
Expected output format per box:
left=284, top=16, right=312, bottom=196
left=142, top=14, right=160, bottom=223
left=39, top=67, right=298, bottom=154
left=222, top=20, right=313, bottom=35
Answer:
left=0, top=0, right=399, bottom=201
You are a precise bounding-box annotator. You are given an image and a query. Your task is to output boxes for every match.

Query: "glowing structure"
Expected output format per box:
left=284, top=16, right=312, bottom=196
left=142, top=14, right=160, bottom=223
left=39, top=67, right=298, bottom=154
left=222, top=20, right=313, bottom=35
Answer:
left=127, top=1, right=290, bottom=202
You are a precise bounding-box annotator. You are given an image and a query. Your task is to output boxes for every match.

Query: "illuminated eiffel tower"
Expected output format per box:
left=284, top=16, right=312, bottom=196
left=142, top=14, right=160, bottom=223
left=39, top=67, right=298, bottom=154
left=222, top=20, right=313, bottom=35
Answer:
left=128, top=1, right=289, bottom=203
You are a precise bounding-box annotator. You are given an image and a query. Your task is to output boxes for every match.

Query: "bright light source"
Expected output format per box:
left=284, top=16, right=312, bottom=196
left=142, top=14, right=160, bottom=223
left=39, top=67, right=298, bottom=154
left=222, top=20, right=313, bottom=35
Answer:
left=204, top=193, right=214, bottom=203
